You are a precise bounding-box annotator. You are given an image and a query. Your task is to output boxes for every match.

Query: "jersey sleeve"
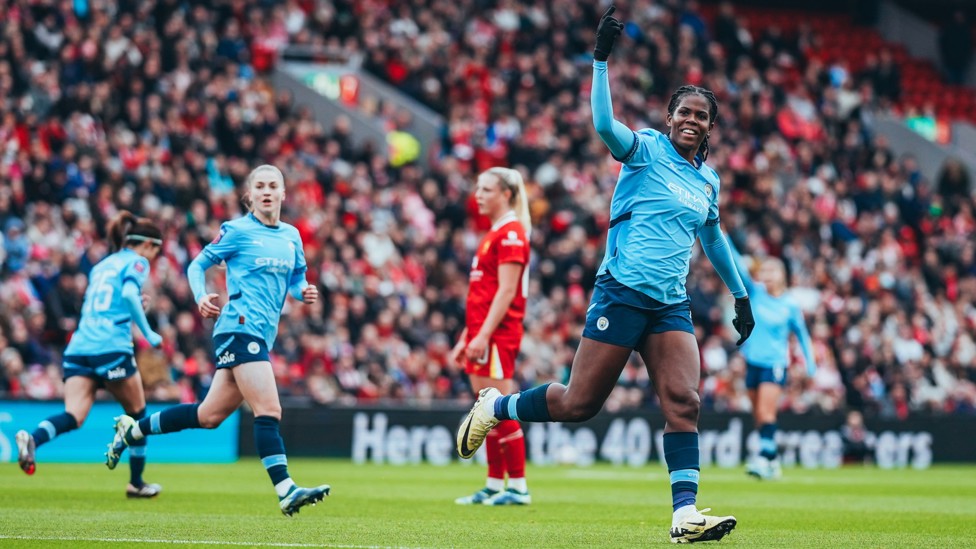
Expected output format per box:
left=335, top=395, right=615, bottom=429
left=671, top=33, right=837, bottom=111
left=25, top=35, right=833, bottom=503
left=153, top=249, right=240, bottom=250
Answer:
left=705, top=177, right=721, bottom=227
left=496, top=226, right=528, bottom=265
left=122, top=256, right=150, bottom=289
left=290, top=231, right=308, bottom=284
left=201, top=222, right=241, bottom=264
left=619, top=129, right=665, bottom=168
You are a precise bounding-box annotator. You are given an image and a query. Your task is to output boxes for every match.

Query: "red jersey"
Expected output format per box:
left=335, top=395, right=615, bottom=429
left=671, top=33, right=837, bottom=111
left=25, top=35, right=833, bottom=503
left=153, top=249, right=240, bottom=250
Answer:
left=465, top=211, right=529, bottom=341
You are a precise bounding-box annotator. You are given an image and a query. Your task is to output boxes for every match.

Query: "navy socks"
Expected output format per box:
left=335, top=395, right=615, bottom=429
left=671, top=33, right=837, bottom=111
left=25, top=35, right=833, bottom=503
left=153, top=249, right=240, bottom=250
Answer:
left=664, top=432, right=700, bottom=511
left=494, top=383, right=552, bottom=422
left=32, top=412, right=78, bottom=447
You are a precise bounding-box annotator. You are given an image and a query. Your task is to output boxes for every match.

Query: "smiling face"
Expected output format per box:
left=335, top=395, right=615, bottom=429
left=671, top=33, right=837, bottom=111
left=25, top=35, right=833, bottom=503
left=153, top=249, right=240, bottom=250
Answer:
left=666, top=93, right=715, bottom=161
left=247, top=166, right=285, bottom=222
left=474, top=173, right=512, bottom=222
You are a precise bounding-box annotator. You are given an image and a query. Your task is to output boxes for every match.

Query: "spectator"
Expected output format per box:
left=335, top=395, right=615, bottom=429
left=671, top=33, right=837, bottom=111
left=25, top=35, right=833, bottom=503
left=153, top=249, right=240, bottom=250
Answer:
left=840, top=409, right=872, bottom=464
left=0, top=0, right=972, bottom=422
left=938, top=10, right=973, bottom=85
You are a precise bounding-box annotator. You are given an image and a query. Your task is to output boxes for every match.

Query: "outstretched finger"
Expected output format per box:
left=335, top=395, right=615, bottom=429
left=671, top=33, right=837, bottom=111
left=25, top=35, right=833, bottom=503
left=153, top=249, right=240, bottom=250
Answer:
left=602, top=5, right=616, bottom=19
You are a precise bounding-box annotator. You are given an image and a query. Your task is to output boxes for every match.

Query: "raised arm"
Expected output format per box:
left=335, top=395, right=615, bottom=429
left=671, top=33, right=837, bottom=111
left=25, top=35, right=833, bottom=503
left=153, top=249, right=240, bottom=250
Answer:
left=592, top=61, right=637, bottom=159
left=590, top=6, right=637, bottom=160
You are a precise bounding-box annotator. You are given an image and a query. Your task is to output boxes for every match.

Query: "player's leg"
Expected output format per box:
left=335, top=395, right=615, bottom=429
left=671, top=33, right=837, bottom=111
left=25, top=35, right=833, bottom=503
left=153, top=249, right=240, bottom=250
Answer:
left=456, top=374, right=513, bottom=504
left=457, top=276, right=640, bottom=459
left=754, top=377, right=784, bottom=480
left=17, top=374, right=95, bottom=475
left=643, top=330, right=736, bottom=544
left=234, top=359, right=329, bottom=516
left=458, top=338, right=631, bottom=459
left=744, top=365, right=766, bottom=477
left=106, top=370, right=161, bottom=497
left=106, top=368, right=243, bottom=468
left=482, top=341, right=530, bottom=505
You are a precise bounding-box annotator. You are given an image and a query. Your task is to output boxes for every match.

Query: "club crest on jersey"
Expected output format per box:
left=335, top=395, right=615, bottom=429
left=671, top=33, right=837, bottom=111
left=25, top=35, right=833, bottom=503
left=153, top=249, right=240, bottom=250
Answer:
left=704, top=183, right=714, bottom=198
left=501, top=230, right=524, bottom=247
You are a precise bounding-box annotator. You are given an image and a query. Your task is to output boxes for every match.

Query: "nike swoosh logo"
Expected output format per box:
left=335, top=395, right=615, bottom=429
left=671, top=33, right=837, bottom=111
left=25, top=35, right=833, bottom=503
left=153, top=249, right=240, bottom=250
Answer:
left=688, top=520, right=707, bottom=527
left=459, top=417, right=473, bottom=457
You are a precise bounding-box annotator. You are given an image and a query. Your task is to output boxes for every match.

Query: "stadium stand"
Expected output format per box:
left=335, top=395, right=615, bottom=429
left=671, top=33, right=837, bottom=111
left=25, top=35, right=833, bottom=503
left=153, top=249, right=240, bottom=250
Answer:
left=0, top=0, right=974, bottom=419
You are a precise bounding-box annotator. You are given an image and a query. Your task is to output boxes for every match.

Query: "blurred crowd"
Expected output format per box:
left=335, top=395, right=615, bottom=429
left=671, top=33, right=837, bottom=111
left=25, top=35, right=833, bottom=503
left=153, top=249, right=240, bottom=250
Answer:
left=0, top=0, right=974, bottom=420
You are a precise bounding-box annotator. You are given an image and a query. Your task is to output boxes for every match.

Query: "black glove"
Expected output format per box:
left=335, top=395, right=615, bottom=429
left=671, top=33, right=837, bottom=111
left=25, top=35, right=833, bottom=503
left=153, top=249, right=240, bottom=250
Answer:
left=732, top=296, right=755, bottom=346
left=594, top=5, right=623, bottom=62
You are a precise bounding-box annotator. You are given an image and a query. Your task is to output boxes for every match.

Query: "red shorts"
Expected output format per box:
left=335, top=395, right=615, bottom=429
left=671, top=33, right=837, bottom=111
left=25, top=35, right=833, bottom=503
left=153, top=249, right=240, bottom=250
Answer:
left=464, top=336, right=520, bottom=380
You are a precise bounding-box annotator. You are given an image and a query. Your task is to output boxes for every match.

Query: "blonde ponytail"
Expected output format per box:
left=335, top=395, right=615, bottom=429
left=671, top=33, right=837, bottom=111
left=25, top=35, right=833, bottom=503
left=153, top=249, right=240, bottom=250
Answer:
left=485, top=167, right=532, bottom=236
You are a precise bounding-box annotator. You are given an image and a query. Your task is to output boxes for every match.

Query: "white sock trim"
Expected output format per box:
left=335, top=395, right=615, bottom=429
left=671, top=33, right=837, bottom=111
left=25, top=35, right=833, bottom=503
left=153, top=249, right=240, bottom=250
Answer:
left=673, top=504, right=698, bottom=520
left=275, top=478, right=297, bottom=498
left=485, top=477, right=505, bottom=492
left=130, top=421, right=145, bottom=441
left=507, top=477, right=527, bottom=493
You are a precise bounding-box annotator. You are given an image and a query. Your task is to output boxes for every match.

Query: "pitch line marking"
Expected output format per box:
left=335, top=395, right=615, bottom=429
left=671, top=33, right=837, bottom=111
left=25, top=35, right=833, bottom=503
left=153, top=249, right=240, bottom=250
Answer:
left=0, top=535, right=427, bottom=549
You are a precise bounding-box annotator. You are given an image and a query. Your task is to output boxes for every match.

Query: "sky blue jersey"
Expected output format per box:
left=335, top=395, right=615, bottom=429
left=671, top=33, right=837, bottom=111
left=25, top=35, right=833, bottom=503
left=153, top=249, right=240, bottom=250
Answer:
left=190, top=213, right=308, bottom=349
left=729, top=240, right=817, bottom=374
left=599, top=127, right=722, bottom=303
left=590, top=60, right=744, bottom=304
left=66, top=249, right=150, bottom=356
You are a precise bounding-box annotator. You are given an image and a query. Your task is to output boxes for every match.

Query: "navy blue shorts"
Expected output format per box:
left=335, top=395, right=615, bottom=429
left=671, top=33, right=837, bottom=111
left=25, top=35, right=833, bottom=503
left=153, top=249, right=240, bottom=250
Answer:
left=63, top=353, right=138, bottom=384
left=745, top=363, right=788, bottom=389
left=582, top=272, right=694, bottom=350
left=213, top=333, right=270, bottom=369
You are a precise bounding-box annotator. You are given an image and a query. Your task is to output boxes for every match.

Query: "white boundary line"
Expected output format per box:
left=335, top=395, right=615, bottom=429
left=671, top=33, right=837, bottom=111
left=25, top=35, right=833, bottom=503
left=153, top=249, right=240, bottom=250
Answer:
left=0, top=535, right=423, bottom=549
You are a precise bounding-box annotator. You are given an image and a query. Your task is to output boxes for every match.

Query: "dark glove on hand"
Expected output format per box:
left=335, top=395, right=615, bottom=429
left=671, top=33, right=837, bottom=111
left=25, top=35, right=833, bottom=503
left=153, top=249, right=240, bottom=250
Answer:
left=594, top=5, right=624, bottom=62
left=732, top=296, right=755, bottom=346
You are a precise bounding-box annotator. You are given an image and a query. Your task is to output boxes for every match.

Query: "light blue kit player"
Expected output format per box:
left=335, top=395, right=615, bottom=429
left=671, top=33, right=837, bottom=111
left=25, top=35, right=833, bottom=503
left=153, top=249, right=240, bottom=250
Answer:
left=727, top=237, right=817, bottom=480
left=104, top=165, right=330, bottom=516
left=15, top=211, right=164, bottom=498
left=457, top=7, right=755, bottom=544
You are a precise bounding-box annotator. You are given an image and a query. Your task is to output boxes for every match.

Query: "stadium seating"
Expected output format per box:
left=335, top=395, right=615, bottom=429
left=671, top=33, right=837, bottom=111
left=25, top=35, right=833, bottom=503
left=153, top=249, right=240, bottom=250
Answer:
left=0, top=0, right=973, bottom=419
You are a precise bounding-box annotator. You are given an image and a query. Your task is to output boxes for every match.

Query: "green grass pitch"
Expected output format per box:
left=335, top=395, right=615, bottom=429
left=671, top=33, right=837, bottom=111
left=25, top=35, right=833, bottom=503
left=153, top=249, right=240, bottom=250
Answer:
left=2, top=459, right=974, bottom=548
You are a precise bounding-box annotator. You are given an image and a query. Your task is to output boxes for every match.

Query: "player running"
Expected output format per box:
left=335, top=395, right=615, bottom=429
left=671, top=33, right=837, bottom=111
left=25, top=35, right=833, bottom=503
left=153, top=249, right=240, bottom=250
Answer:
left=727, top=236, right=817, bottom=480
left=16, top=210, right=164, bottom=498
left=103, top=164, right=329, bottom=516
left=456, top=6, right=754, bottom=544
left=452, top=167, right=533, bottom=506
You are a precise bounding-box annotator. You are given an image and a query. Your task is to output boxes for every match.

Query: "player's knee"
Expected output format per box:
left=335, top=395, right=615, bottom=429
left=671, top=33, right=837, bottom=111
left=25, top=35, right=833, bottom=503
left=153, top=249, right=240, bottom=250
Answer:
left=258, top=409, right=282, bottom=421
left=665, top=389, right=701, bottom=423
left=563, top=395, right=603, bottom=422
left=198, top=410, right=227, bottom=429
left=251, top=404, right=281, bottom=420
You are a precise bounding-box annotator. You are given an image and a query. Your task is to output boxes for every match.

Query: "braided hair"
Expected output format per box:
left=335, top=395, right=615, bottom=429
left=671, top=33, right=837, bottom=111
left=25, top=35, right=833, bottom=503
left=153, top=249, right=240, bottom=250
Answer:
left=667, top=85, right=719, bottom=162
